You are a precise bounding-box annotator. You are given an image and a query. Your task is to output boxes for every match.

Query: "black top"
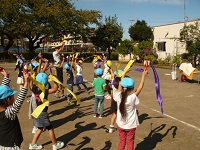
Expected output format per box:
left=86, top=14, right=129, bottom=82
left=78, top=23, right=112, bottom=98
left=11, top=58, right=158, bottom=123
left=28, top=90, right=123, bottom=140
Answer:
left=66, top=69, right=74, bottom=85
left=32, top=85, right=49, bottom=112
left=0, top=77, right=27, bottom=147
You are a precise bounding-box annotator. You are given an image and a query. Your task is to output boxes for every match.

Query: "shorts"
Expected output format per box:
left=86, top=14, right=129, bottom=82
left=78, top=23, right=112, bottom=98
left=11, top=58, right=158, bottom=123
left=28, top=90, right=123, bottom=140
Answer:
left=111, top=97, right=117, bottom=114
left=17, top=77, right=24, bottom=85
left=33, top=112, right=52, bottom=128
left=56, top=67, right=63, bottom=83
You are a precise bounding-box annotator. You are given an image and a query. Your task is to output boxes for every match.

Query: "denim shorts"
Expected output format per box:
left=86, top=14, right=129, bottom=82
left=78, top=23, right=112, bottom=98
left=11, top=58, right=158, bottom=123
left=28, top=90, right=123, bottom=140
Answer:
left=33, top=112, right=51, bottom=128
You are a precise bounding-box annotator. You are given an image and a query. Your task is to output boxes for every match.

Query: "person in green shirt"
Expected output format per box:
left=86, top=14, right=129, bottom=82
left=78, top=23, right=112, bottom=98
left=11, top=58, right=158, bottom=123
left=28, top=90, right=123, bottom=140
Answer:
left=92, top=68, right=107, bottom=118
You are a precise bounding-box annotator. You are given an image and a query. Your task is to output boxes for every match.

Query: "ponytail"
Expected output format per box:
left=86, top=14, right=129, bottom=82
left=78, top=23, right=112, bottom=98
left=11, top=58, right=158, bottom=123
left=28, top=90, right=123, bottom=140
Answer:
left=119, top=88, right=133, bottom=119
left=119, top=89, right=127, bottom=118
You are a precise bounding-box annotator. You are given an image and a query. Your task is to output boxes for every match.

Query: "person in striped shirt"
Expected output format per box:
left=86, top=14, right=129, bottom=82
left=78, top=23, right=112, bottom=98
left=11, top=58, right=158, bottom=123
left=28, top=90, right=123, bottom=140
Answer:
left=0, top=68, right=29, bottom=150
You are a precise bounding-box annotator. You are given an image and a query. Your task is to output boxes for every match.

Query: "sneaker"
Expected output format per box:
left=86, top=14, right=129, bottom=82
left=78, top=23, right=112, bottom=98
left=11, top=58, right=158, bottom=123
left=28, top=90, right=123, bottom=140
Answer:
left=52, top=142, right=64, bottom=150
left=29, top=144, right=43, bottom=150
left=32, top=126, right=38, bottom=134
left=108, top=127, right=115, bottom=133
left=54, top=93, right=60, bottom=98
left=99, top=115, right=104, bottom=118
left=93, top=114, right=98, bottom=117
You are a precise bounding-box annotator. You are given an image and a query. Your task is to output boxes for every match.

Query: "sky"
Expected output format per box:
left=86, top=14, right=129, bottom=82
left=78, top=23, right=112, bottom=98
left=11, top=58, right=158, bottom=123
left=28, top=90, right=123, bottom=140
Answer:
left=72, top=0, right=200, bottom=39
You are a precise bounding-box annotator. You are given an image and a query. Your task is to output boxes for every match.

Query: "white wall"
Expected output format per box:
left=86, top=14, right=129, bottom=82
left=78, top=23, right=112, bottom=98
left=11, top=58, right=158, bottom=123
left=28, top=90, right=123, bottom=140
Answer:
left=153, top=18, right=200, bottom=60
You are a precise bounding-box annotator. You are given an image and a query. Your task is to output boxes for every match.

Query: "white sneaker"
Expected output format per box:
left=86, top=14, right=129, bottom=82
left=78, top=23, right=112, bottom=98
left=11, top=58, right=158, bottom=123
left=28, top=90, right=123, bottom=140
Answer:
left=52, top=142, right=64, bottom=150
left=32, top=126, right=38, bottom=134
left=29, top=144, right=43, bottom=149
left=108, top=127, right=115, bottom=133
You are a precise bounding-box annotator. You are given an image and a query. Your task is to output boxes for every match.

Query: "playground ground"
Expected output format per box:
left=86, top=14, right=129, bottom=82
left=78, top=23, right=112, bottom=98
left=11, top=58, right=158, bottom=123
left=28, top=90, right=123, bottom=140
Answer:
left=1, top=62, right=200, bottom=150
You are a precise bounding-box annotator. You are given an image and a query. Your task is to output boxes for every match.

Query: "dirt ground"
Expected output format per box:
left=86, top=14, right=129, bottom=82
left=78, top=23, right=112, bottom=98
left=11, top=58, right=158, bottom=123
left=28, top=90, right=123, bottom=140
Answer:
left=1, top=62, right=200, bottom=150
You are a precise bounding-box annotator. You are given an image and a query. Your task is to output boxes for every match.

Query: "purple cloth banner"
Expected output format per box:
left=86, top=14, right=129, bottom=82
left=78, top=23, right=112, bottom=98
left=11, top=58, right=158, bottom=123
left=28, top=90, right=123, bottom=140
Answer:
left=131, top=68, right=144, bottom=72
left=151, top=64, right=164, bottom=114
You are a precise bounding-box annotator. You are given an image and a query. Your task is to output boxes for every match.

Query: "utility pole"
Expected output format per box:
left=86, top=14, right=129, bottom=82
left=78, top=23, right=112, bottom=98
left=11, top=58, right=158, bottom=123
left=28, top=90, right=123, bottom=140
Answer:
left=184, top=0, right=188, bottom=21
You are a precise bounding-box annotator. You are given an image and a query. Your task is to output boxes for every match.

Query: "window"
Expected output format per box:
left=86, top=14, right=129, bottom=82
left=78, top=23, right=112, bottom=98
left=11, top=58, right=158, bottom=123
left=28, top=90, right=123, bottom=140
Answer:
left=156, top=42, right=166, bottom=51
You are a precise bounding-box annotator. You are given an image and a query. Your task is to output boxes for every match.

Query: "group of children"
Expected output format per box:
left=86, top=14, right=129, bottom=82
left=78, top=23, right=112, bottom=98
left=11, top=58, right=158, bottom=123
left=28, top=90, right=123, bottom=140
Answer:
left=91, top=58, right=148, bottom=149
left=0, top=53, right=66, bottom=150
left=0, top=44, right=148, bottom=150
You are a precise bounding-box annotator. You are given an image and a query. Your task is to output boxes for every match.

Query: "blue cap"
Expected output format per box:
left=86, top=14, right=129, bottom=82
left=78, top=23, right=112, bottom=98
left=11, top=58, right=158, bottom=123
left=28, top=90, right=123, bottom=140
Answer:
left=96, top=68, right=103, bottom=76
left=36, top=73, right=48, bottom=86
left=114, top=70, right=123, bottom=75
left=121, top=77, right=135, bottom=88
left=64, top=63, right=70, bottom=70
left=31, top=62, right=39, bottom=70
left=0, top=85, right=17, bottom=100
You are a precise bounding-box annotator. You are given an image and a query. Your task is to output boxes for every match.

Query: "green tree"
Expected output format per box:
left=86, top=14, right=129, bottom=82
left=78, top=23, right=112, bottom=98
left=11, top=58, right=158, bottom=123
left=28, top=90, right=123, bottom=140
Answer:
left=117, top=39, right=134, bottom=60
left=90, top=15, right=123, bottom=59
left=187, top=41, right=200, bottom=67
left=128, top=20, right=154, bottom=42
left=134, top=40, right=155, bottom=62
left=180, top=21, right=200, bottom=66
left=0, top=0, right=101, bottom=56
left=0, top=0, right=21, bottom=51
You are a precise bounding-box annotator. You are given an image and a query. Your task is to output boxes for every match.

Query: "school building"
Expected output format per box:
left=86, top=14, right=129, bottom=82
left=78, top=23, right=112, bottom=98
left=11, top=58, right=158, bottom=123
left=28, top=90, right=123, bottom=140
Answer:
left=153, top=18, right=200, bottom=60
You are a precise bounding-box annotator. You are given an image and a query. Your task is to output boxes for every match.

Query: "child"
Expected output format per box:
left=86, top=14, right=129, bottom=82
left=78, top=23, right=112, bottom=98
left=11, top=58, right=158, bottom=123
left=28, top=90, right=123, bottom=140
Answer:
left=102, top=60, right=113, bottom=99
left=0, top=68, right=29, bottom=149
left=54, top=54, right=65, bottom=98
left=29, top=72, right=64, bottom=150
left=75, top=60, right=89, bottom=91
left=114, top=70, right=148, bottom=150
left=108, top=70, right=123, bottom=133
left=14, top=54, right=25, bottom=91
left=52, top=40, right=65, bottom=68
left=92, top=68, right=107, bottom=118
left=64, top=63, right=74, bottom=106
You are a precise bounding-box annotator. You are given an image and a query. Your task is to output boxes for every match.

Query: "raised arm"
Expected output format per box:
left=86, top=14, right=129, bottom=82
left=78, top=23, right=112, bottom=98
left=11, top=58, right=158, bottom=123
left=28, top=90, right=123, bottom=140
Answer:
left=48, top=81, right=59, bottom=94
left=1, top=69, right=10, bottom=85
left=135, top=70, right=148, bottom=96
left=41, top=58, right=49, bottom=72
left=37, top=58, right=42, bottom=73
left=57, top=41, right=65, bottom=53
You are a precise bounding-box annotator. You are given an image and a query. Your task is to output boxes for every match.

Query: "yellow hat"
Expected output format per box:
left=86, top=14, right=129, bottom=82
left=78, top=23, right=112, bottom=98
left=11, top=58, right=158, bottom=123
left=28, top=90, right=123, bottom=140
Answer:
left=78, top=60, right=83, bottom=64
left=106, top=60, right=112, bottom=67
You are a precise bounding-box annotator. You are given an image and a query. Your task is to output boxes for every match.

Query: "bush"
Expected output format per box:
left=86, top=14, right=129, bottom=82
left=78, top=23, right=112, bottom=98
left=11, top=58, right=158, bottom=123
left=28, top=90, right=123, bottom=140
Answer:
left=144, top=54, right=158, bottom=64
left=110, top=52, right=118, bottom=60
left=168, top=55, right=182, bottom=66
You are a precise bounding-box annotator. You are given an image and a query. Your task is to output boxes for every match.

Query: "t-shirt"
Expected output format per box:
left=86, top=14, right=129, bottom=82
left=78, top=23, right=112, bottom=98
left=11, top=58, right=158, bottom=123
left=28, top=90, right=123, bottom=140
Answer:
left=66, top=69, right=74, bottom=85
left=102, top=63, right=111, bottom=80
left=76, top=64, right=82, bottom=76
left=114, top=91, right=139, bottom=129
left=92, top=78, right=106, bottom=96
left=53, top=51, right=61, bottom=63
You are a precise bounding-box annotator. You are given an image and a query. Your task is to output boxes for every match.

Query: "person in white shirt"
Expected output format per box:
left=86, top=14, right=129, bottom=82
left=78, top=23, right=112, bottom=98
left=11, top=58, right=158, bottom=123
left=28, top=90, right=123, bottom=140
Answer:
left=75, top=60, right=89, bottom=91
left=113, top=70, right=148, bottom=150
left=52, top=40, right=65, bottom=98
left=102, top=60, right=113, bottom=99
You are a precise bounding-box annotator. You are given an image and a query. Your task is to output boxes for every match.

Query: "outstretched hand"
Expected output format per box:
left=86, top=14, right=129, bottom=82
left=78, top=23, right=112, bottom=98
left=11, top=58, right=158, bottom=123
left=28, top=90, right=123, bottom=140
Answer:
left=23, top=71, right=30, bottom=83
